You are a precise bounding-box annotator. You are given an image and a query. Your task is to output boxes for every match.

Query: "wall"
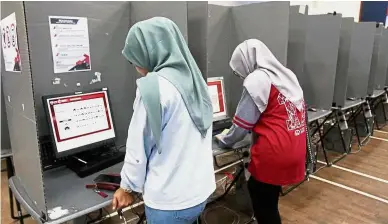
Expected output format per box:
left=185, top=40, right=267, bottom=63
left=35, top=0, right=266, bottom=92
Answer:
left=291, top=1, right=361, bottom=21
left=360, top=1, right=388, bottom=25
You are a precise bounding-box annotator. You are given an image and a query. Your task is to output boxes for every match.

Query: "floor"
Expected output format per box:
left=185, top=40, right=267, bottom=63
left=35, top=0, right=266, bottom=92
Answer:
left=2, top=125, right=388, bottom=224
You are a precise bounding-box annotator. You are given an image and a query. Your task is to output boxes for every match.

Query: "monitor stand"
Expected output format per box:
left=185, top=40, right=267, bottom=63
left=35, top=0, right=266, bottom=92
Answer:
left=67, top=146, right=125, bottom=178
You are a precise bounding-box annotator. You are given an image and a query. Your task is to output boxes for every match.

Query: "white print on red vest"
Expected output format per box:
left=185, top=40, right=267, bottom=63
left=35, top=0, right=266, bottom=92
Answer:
left=277, top=94, right=306, bottom=136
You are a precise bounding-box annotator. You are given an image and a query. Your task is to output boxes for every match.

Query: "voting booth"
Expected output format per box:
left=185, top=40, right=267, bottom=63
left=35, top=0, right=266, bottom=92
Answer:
left=1, top=2, right=189, bottom=222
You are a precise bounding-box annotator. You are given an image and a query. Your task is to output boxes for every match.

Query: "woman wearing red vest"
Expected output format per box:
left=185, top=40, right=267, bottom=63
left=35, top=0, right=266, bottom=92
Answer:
left=217, top=39, right=306, bottom=224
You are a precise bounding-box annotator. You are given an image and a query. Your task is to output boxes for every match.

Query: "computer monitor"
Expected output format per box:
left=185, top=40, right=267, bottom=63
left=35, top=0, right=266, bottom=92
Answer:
left=42, top=88, right=116, bottom=158
left=207, top=77, right=228, bottom=121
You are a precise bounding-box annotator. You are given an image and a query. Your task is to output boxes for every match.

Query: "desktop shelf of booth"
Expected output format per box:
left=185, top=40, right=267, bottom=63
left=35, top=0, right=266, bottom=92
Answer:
left=307, top=109, right=332, bottom=123
left=42, top=162, right=122, bottom=223
left=41, top=136, right=251, bottom=222
left=370, top=89, right=385, bottom=99
left=1, top=149, right=12, bottom=159
left=212, top=134, right=251, bottom=157
left=332, top=99, right=366, bottom=111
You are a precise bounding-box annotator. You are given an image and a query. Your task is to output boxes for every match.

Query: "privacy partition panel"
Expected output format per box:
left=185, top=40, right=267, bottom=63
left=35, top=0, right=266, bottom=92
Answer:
left=207, top=4, right=238, bottom=115
left=376, top=29, right=388, bottom=89
left=287, top=6, right=307, bottom=83
left=227, top=1, right=290, bottom=113
left=302, top=15, right=342, bottom=110
left=386, top=53, right=388, bottom=87
left=1, top=86, right=11, bottom=150
left=367, top=26, right=388, bottom=94
left=347, top=22, right=375, bottom=99
left=130, top=2, right=188, bottom=42
left=187, top=1, right=208, bottom=77
left=333, top=18, right=354, bottom=108
left=232, top=1, right=290, bottom=66
left=188, top=2, right=291, bottom=115
left=1, top=1, right=46, bottom=214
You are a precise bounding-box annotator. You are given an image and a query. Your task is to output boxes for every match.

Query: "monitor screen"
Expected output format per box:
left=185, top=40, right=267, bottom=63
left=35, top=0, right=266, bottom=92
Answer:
left=207, top=77, right=228, bottom=121
left=43, top=89, right=115, bottom=157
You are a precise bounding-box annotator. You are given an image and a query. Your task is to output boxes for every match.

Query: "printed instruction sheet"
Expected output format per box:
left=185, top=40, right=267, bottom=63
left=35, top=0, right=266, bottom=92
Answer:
left=49, top=16, right=91, bottom=73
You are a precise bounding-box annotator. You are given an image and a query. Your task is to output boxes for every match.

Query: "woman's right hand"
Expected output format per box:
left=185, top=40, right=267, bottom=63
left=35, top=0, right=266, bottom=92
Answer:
left=112, top=188, right=134, bottom=210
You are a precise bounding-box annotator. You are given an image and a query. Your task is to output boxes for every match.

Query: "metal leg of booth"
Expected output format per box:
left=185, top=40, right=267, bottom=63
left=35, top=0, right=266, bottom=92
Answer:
left=371, top=97, right=386, bottom=130
left=210, top=163, right=245, bottom=204
left=280, top=176, right=308, bottom=196
left=331, top=111, right=349, bottom=164
left=314, top=111, right=348, bottom=165
left=137, top=213, right=146, bottom=224
left=6, top=157, right=31, bottom=223
left=349, top=107, right=362, bottom=153
left=361, top=102, right=373, bottom=145
left=316, top=120, right=330, bottom=167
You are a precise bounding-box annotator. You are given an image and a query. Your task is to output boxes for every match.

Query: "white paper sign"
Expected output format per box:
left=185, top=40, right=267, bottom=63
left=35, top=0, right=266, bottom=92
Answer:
left=386, top=16, right=388, bottom=28
left=49, top=16, right=91, bottom=73
left=208, top=85, right=221, bottom=113
left=1, top=13, right=22, bottom=72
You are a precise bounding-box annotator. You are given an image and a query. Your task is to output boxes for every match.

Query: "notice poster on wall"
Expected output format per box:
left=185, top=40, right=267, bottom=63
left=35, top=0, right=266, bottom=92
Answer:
left=49, top=16, right=91, bottom=73
left=207, top=77, right=227, bottom=120
left=1, top=13, right=22, bottom=72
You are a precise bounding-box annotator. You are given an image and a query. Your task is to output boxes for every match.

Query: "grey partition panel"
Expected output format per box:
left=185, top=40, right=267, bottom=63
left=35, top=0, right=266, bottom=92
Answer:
left=347, top=22, right=375, bottom=98
left=287, top=6, right=307, bottom=85
left=333, top=18, right=353, bottom=107
left=130, top=2, right=188, bottom=42
left=386, top=52, right=388, bottom=86
left=232, top=1, right=290, bottom=66
left=1, top=1, right=46, bottom=214
left=367, top=26, right=387, bottom=94
left=303, top=15, right=342, bottom=110
left=24, top=2, right=133, bottom=146
left=207, top=5, right=239, bottom=115
left=376, top=29, right=388, bottom=89
left=187, top=2, right=208, bottom=78
left=1, top=86, right=11, bottom=150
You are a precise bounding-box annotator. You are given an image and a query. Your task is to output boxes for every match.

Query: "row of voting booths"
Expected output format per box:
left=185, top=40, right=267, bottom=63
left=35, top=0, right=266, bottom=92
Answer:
left=2, top=1, right=388, bottom=223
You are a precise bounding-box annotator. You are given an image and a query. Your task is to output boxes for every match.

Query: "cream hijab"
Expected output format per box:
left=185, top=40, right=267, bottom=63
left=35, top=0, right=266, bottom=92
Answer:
left=230, top=39, right=304, bottom=111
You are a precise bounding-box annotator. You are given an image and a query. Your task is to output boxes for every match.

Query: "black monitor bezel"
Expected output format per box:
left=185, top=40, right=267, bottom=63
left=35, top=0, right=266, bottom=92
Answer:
left=42, top=88, right=116, bottom=158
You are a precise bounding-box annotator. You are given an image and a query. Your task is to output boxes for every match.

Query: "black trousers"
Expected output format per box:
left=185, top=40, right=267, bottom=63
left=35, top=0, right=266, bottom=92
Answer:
left=247, top=177, right=282, bottom=224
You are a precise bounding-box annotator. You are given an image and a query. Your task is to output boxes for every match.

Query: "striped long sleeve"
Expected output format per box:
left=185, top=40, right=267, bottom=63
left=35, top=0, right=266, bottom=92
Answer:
left=218, top=88, right=260, bottom=148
